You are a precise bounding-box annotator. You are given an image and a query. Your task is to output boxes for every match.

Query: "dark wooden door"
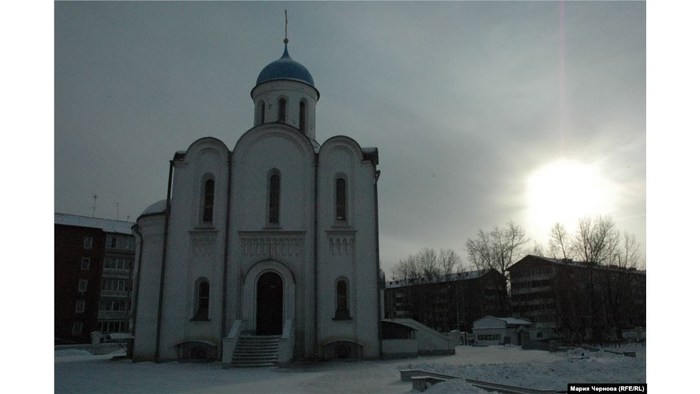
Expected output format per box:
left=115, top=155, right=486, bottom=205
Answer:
left=256, top=272, right=283, bottom=335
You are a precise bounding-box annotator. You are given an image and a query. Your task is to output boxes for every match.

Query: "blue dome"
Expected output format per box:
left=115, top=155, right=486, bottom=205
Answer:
left=256, top=45, right=315, bottom=88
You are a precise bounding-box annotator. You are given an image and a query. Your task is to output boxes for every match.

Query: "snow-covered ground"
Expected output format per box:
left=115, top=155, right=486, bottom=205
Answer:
left=54, top=345, right=645, bottom=393
left=414, top=345, right=645, bottom=393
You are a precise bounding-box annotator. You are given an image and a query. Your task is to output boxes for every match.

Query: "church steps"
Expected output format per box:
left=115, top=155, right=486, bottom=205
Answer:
left=231, top=335, right=281, bottom=367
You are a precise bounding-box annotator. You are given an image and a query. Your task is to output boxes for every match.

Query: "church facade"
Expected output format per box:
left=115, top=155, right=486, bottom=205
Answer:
left=131, top=41, right=382, bottom=364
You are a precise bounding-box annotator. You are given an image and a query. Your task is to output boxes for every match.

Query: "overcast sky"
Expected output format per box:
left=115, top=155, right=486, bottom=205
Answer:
left=54, top=1, right=646, bottom=276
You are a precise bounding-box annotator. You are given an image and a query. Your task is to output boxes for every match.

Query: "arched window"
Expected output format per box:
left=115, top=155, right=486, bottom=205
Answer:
left=299, top=100, right=306, bottom=133
left=193, top=279, right=209, bottom=321
left=202, top=178, right=215, bottom=224
left=334, top=279, right=351, bottom=320
left=335, top=177, right=347, bottom=222
left=268, top=172, right=281, bottom=225
left=278, top=97, right=287, bottom=123
left=257, top=100, right=265, bottom=125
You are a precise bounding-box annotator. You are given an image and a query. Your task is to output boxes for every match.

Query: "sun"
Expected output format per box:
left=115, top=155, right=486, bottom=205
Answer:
left=526, top=159, right=614, bottom=238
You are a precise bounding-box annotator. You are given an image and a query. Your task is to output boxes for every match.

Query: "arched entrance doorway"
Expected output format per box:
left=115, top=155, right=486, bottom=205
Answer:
left=256, top=272, right=283, bottom=335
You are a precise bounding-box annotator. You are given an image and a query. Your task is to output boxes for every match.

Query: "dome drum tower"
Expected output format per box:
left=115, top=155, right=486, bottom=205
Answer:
left=252, top=44, right=319, bottom=141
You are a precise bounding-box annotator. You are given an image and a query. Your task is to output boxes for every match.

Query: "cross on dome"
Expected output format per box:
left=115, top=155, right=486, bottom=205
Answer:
left=284, top=9, right=289, bottom=45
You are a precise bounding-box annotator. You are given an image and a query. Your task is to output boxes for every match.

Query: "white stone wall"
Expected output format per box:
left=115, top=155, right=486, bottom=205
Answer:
left=317, top=136, right=380, bottom=358
left=131, top=214, right=165, bottom=360
left=157, top=138, right=230, bottom=360
left=229, top=124, right=317, bottom=358
left=472, top=317, right=521, bottom=346
left=382, top=339, right=418, bottom=358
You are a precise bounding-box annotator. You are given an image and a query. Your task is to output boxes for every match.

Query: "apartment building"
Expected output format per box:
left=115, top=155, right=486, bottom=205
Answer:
left=508, top=255, right=646, bottom=341
left=383, top=269, right=508, bottom=333
left=55, top=213, right=135, bottom=344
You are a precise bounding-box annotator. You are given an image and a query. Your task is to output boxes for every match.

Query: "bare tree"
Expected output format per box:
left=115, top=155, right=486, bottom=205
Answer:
left=389, top=247, right=465, bottom=330
left=392, top=253, right=420, bottom=282
left=572, top=216, right=619, bottom=265
left=465, top=220, right=529, bottom=276
left=615, top=232, right=641, bottom=268
left=437, top=248, right=463, bottom=277
left=548, top=217, right=642, bottom=268
left=529, top=240, right=545, bottom=256
left=392, top=247, right=463, bottom=282
left=418, top=248, right=440, bottom=282
left=465, top=229, right=492, bottom=271
left=548, top=222, right=571, bottom=259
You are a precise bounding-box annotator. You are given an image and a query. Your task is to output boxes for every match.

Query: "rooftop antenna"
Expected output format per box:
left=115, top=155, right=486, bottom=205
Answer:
left=116, top=202, right=120, bottom=220
left=92, top=194, right=97, bottom=217
left=284, top=10, right=289, bottom=45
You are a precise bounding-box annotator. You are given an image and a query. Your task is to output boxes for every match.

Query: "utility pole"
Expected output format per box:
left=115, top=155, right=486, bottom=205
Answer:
left=92, top=194, right=97, bottom=217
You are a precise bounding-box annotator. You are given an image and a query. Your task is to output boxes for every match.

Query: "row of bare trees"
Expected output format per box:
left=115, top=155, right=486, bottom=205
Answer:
left=391, top=248, right=463, bottom=282
left=463, top=216, right=643, bottom=275
left=548, top=217, right=642, bottom=268
left=391, top=216, right=643, bottom=282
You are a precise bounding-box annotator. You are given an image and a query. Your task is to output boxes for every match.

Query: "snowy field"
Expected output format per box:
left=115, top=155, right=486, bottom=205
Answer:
left=55, top=345, right=645, bottom=393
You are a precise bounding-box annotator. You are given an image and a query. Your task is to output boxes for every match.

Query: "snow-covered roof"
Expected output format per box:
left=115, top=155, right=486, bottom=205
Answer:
left=510, top=255, right=646, bottom=275
left=474, top=316, right=533, bottom=328
left=140, top=199, right=167, bottom=217
left=382, top=319, right=447, bottom=335
left=386, top=269, right=491, bottom=289
left=381, top=319, right=418, bottom=332
left=55, top=213, right=134, bottom=235
left=499, top=317, right=533, bottom=326
left=536, top=255, right=588, bottom=268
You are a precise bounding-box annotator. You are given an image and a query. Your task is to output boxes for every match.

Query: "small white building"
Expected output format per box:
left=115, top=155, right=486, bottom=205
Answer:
left=131, top=37, right=381, bottom=364
left=472, top=316, right=533, bottom=346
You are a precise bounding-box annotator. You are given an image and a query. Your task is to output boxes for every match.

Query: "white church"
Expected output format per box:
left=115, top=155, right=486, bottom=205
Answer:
left=131, top=36, right=382, bottom=365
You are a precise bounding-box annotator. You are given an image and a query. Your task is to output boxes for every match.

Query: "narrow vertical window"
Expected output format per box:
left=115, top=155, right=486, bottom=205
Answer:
left=258, top=100, right=265, bottom=125
left=193, top=280, right=210, bottom=321
left=335, top=178, right=347, bottom=222
left=334, top=279, right=351, bottom=320
left=202, top=178, right=215, bottom=224
left=299, top=100, right=306, bottom=133
left=268, top=172, right=280, bottom=225
left=278, top=97, right=287, bottom=123
left=75, top=299, right=86, bottom=314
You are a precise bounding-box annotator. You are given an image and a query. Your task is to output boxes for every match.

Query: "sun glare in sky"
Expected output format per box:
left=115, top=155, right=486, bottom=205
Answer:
left=526, top=159, right=614, bottom=239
